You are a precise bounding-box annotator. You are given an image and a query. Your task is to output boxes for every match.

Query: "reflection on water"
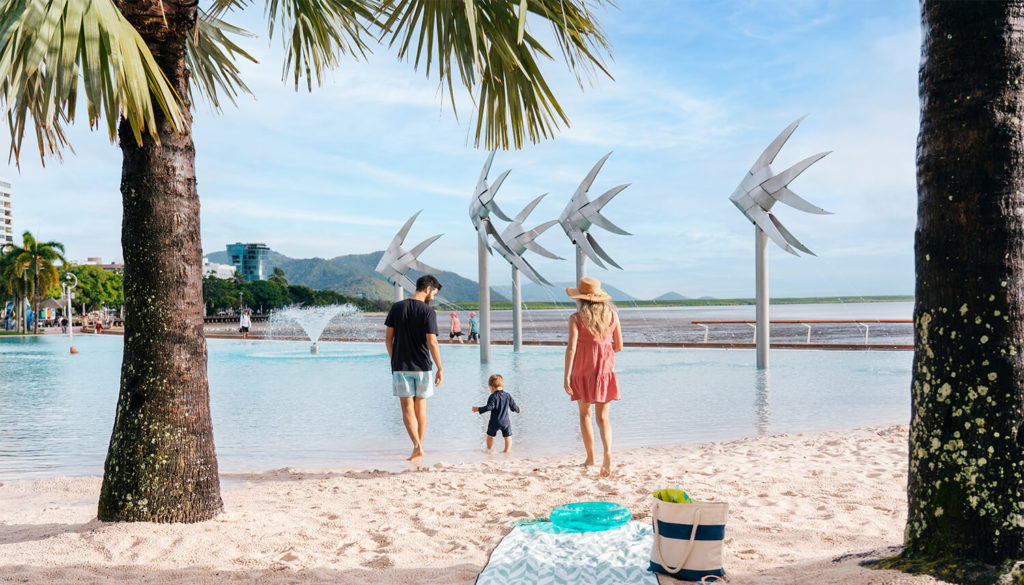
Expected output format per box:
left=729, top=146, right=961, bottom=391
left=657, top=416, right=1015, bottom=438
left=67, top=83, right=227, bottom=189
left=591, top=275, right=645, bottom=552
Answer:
left=0, top=335, right=911, bottom=479
left=754, top=369, right=771, bottom=435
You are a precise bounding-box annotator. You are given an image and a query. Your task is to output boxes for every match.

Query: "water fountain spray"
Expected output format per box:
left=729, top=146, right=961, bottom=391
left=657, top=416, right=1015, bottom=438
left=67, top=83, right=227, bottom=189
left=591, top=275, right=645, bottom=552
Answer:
left=269, top=304, right=360, bottom=353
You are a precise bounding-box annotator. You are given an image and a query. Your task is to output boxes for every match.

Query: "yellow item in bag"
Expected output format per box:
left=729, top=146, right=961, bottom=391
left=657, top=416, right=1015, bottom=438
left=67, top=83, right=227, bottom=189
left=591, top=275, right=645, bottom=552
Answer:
left=652, top=488, right=692, bottom=504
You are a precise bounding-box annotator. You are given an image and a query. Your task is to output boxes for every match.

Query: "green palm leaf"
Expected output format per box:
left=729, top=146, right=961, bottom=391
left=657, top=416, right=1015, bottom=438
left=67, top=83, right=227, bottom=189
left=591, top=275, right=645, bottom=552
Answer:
left=266, top=0, right=378, bottom=91
left=0, top=0, right=186, bottom=164
left=378, top=0, right=613, bottom=149
left=187, top=10, right=258, bottom=110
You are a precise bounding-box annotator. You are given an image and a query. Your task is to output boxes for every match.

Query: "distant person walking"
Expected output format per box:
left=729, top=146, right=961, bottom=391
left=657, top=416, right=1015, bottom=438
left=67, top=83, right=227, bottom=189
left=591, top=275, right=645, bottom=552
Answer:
left=472, top=374, right=520, bottom=453
left=95, top=317, right=103, bottom=334
left=467, top=311, right=479, bottom=342
left=60, top=316, right=68, bottom=334
left=449, top=311, right=464, bottom=343
left=239, top=309, right=251, bottom=339
left=563, top=277, right=623, bottom=478
left=385, top=275, right=444, bottom=461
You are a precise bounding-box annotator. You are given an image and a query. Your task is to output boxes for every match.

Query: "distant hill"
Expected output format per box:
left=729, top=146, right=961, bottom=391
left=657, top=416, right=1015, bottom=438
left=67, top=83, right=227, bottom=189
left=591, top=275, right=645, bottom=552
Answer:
left=492, top=281, right=636, bottom=303
left=205, top=249, right=507, bottom=302
left=655, top=291, right=689, bottom=301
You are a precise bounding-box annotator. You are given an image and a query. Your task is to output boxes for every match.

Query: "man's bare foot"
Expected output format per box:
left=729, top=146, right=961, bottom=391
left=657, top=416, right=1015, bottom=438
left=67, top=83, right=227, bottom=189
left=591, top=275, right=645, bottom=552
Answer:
left=600, top=456, right=612, bottom=478
left=408, top=447, right=424, bottom=461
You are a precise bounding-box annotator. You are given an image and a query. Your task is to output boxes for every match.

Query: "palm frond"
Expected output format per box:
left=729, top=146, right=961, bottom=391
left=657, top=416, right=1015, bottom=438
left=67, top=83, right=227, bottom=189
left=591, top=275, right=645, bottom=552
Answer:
left=0, top=0, right=186, bottom=165
left=378, top=0, right=613, bottom=150
left=207, top=0, right=252, bottom=20
left=265, top=0, right=378, bottom=91
left=187, top=10, right=258, bottom=110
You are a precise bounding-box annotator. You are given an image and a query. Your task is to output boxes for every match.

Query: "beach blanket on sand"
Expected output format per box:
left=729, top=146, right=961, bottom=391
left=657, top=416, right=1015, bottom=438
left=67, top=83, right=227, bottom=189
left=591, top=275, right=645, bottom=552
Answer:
left=476, top=521, right=658, bottom=585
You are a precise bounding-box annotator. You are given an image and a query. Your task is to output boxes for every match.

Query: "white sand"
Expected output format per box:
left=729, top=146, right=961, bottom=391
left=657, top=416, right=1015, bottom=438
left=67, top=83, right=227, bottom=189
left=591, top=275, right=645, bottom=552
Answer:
left=0, top=424, right=949, bottom=584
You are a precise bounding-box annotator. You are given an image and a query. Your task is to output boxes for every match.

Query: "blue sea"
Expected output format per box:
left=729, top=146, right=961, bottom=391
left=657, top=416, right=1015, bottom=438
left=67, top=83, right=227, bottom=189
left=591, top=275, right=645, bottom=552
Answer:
left=0, top=320, right=911, bottom=479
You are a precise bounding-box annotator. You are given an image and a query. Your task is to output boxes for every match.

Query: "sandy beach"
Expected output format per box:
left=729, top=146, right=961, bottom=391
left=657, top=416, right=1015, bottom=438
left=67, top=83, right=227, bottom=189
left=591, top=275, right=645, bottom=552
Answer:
left=0, top=424, right=946, bottom=584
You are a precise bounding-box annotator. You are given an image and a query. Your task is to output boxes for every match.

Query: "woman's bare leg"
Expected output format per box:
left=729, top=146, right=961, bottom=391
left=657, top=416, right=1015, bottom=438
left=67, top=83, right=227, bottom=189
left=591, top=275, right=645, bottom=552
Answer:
left=577, top=401, right=595, bottom=466
left=595, top=402, right=612, bottom=477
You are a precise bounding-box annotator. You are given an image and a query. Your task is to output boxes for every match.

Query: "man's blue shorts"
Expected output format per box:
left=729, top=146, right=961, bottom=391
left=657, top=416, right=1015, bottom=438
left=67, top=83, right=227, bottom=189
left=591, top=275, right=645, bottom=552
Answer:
left=393, top=371, right=434, bottom=398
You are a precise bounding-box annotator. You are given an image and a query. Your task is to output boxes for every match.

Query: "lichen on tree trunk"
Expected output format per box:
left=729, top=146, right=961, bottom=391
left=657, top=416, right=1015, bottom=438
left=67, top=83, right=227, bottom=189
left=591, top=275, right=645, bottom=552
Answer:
left=97, top=0, right=222, bottom=523
left=907, top=0, right=1024, bottom=562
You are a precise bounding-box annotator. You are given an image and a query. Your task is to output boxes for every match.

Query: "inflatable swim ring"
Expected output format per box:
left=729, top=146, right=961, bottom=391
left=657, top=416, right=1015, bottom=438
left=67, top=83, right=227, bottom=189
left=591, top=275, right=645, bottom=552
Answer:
left=550, top=502, right=632, bottom=532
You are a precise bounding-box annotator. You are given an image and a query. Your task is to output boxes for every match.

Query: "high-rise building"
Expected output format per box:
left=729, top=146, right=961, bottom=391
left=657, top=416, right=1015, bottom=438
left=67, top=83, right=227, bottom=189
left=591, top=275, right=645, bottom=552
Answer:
left=226, top=242, right=270, bottom=281
left=0, top=177, right=12, bottom=247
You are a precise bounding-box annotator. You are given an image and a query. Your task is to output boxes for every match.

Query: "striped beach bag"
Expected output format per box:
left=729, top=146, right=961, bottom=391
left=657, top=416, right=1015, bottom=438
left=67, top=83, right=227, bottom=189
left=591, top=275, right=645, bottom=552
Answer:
left=649, top=494, right=729, bottom=581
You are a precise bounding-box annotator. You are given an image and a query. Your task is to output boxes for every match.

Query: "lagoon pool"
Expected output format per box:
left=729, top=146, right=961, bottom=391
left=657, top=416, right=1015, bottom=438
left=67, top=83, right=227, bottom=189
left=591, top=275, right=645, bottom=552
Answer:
left=0, top=335, right=911, bottom=479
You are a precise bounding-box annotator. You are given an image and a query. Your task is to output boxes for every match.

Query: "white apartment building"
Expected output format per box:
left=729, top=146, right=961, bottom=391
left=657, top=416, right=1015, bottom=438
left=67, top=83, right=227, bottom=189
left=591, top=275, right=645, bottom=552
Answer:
left=0, top=176, right=11, bottom=247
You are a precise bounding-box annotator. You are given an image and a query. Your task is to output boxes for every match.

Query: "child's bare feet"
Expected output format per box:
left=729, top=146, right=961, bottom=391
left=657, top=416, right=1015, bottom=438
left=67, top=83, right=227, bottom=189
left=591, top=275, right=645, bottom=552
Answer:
left=408, top=446, right=424, bottom=461
left=582, top=457, right=596, bottom=467
left=600, top=455, right=612, bottom=477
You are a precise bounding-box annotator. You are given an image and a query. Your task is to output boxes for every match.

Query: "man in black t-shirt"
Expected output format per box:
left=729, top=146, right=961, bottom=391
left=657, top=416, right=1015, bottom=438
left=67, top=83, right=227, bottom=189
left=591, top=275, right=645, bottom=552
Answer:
left=384, top=274, right=444, bottom=461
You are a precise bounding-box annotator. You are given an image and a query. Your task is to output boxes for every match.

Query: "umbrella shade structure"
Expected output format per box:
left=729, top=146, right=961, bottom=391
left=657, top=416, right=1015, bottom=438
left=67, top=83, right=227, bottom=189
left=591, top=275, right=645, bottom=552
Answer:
left=39, top=298, right=65, bottom=310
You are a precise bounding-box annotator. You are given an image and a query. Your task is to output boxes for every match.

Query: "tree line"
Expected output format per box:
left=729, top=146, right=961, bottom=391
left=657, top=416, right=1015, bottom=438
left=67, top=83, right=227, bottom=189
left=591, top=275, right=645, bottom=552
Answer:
left=203, top=267, right=390, bottom=314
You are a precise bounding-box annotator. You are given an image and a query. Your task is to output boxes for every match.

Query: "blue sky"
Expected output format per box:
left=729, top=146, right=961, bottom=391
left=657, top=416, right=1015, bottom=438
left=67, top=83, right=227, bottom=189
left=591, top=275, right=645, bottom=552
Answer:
left=1, top=0, right=919, bottom=300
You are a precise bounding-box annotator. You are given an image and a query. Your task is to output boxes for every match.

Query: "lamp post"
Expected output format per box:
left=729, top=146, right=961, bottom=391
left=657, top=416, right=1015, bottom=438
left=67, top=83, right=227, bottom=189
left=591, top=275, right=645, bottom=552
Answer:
left=64, top=272, right=78, bottom=353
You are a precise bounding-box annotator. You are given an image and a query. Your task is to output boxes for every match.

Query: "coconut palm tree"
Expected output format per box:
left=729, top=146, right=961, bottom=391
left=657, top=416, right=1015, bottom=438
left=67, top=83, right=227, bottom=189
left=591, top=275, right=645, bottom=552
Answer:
left=8, top=232, right=65, bottom=334
left=0, top=0, right=613, bottom=522
left=903, top=0, right=1024, bottom=565
left=268, top=266, right=287, bottom=286
left=0, top=244, right=26, bottom=332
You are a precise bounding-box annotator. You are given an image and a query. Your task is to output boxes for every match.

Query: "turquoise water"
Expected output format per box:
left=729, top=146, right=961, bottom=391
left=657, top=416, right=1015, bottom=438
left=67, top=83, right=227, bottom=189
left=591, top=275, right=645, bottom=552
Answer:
left=0, top=335, right=911, bottom=479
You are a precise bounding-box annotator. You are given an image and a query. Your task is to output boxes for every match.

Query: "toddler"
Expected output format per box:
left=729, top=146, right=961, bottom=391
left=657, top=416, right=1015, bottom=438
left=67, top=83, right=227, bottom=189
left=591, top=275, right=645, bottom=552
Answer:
left=471, top=374, right=520, bottom=452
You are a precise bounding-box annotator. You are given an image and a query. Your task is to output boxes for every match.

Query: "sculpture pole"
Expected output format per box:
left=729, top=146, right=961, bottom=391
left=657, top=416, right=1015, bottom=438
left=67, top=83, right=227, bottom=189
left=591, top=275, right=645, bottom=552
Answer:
left=755, top=228, right=769, bottom=369
left=575, top=247, right=586, bottom=283
left=728, top=117, right=832, bottom=371
left=394, top=283, right=404, bottom=303
left=478, top=237, right=491, bottom=363
left=512, top=267, right=522, bottom=352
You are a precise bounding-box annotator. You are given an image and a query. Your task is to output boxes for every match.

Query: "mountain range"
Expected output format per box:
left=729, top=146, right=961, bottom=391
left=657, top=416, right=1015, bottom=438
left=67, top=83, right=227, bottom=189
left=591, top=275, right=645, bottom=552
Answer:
left=205, top=249, right=509, bottom=302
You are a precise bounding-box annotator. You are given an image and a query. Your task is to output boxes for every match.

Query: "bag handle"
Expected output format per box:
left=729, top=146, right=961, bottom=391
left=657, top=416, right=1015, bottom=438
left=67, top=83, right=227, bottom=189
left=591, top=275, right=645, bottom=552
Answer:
left=653, top=501, right=701, bottom=575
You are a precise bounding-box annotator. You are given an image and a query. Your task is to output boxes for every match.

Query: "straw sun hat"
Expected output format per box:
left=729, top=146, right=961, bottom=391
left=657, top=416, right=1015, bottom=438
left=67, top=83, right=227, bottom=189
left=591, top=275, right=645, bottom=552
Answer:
left=566, top=277, right=612, bottom=302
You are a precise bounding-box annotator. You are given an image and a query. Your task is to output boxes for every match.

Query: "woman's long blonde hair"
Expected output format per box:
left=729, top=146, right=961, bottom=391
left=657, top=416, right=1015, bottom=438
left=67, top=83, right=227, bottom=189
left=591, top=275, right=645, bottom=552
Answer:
left=576, top=299, right=616, bottom=338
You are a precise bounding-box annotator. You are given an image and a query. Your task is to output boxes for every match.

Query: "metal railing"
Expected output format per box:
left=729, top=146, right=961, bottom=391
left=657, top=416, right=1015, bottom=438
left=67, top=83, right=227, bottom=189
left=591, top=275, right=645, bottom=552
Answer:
left=691, top=319, right=912, bottom=345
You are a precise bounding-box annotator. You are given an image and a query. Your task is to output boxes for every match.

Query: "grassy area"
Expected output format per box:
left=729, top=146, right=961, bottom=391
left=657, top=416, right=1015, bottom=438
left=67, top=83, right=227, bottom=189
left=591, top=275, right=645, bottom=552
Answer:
left=443, top=295, right=914, bottom=311
left=0, top=331, right=30, bottom=336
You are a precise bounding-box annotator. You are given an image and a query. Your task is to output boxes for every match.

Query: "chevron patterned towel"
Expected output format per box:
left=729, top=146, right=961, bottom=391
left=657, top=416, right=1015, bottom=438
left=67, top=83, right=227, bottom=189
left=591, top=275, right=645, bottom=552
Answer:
left=476, top=521, right=659, bottom=585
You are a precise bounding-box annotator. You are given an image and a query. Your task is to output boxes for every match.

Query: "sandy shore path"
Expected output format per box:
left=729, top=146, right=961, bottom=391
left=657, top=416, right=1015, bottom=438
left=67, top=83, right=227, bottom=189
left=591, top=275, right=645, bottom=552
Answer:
left=0, top=424, right=946, bottom=584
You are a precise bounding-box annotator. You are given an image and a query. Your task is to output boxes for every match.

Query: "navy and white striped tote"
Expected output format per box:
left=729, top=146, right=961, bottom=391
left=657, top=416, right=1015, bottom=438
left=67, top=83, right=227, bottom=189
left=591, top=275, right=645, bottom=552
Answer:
left=649, top=498, right=729, bottom=581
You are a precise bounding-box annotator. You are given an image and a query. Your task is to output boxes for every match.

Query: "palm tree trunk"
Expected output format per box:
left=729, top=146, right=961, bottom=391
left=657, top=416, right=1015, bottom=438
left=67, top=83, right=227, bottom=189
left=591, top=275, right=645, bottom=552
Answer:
left=906, top=0, right=1024, bottom=562
left=98, top=0, right=222, bottom=522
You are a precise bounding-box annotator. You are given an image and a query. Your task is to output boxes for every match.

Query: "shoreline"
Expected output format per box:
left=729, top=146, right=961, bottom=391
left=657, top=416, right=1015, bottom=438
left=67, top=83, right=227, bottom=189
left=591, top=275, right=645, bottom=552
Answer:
left=0, top=424, right=946, bottom=584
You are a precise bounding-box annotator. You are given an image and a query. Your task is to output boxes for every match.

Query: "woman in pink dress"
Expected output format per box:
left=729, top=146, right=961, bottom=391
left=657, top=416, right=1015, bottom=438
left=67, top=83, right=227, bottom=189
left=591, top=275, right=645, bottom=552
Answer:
left=563, top=277, right=623, bottom=477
